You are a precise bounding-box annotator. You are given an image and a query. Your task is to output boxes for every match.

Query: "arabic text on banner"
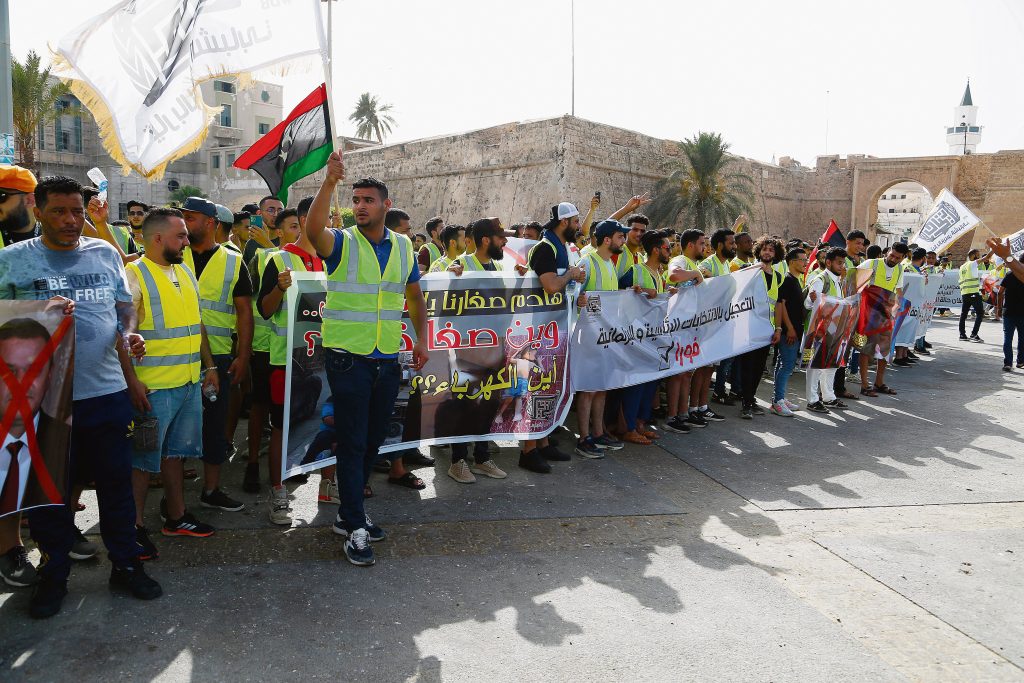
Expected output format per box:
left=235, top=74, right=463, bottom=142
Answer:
left=933, top=270, right=963, bottom=308
left=569, top=266, right=774, bottom=392
left=891, top=273, right=941, bottom=351
left=910, top=189, right=981, bottom=255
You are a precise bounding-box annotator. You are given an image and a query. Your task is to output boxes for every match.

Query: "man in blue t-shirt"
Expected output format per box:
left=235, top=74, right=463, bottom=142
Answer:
left=0, top=175, right=162, bottom=618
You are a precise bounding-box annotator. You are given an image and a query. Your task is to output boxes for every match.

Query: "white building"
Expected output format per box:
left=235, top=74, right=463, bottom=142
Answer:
left=945, top=81, right=982, bottom=155
left=875, top=182, right=934, bottom=245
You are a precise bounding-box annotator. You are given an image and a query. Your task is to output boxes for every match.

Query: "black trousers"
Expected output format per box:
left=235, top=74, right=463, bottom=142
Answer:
left=960, top=293, right=984, bottom=337
left=739, top=345, right=772, bottom=408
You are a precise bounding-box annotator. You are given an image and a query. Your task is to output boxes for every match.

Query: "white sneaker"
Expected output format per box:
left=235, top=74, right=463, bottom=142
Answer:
left=318, top=478, right=340, bottom=505
left=783, top=399, right=801, bottom=412
left=770, top=401, right=794, bottom=417
left=268, top=486, right=292, bottom=525
left=448, top=460, right=476, bottom=484
left=470, top=460, right=507, bottom=479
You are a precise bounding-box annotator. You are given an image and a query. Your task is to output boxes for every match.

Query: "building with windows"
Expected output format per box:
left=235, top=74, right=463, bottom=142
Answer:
left=946, top=81, right=982, bottom=155
left=874, top=181, right=933, bottom=246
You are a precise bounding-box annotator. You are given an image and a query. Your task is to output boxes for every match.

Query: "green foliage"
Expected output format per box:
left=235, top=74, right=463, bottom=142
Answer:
left=647, top=131, right=755, bottom=233
left=336, top=206, right=356, bottom=228
left=348, top=93, right=396, bottom=143
left=168, top=185, right=207, bottom=205
left=10, top=50, right=73, bottom=172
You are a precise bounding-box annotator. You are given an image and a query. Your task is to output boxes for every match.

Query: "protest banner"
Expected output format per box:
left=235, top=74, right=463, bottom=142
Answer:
left=1007, top=227, right=1024, bottom=257
left=801, top=294, right=860, bottom=369
left=915, top=274, right=943, bottom=338
left=891, top=273, right=941, bottom=351
left=910, top=189, right=981, bottom=255
left=281, top=272, right=574, bottom=479
left=934, top=270, right=963, bottom=309
left=570, top=266, right=774, bottom=392
left=0, top=302, right=74, bottom=518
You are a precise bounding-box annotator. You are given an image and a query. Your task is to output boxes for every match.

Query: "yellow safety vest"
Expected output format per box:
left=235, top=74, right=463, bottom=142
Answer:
left=322, top=228, right=414, bottom=355
left=183, top=246, right=242, bottom=356
left=251, top=248, right=275, bottom=353
left=631, top=263, right=665, bottom=293
left=861, top=258, right=902, bottom=292
left=428, top=255, right=454, bottom=273
left=665, top=254, right=700, bottom=285
left=582, top=252, right=618, bottom=292
left=699, top=254, right=730, bottom=277
left=423, top=241, right=442, bottom=266
left=729, top=256, right=753, bottom=272
left=129, top=257, right=202, bottom=389
left=268, top=250, right=309, bottom=367
left=959, top=261, right=981, bottom=295
left=615, top=246, right=645, bottom=278
left=454, top=253, right=487, bottom=272
left=764, top=270, right=782, bottom=326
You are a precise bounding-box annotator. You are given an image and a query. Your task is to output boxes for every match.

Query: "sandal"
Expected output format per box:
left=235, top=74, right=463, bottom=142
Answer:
left=874, top=384, right=897, bottom=395
left=388, top=472, right=426, bottom=490
left=838, top=390, right=860, bottom=400
left=622, top=430, right=652, bottom=445
left=638, top=428, right=660, bottom=440
left=363, top=484, right=374, bottom=499
left=860, top=387, right=878, bottom=397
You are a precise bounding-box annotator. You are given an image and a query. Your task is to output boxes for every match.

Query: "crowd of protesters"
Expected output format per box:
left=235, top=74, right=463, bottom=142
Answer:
left=1, top=154, right=1022, bottom=617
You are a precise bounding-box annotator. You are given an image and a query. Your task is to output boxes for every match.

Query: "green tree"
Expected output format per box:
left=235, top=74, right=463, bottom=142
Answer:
left=348, top=93, right=396, bottom=143
left=647, top=131, right=755, bottom=232
left=10, top=50, right=72, bottom=173
left=168, top=185, right=207, bottom=205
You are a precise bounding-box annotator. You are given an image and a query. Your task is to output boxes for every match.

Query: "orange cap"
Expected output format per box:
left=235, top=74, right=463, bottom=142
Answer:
left=0, top=165, right=38, bottom=194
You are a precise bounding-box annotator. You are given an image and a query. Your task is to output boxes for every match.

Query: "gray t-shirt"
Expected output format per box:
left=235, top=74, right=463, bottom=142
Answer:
left=0, top=236, right=132, bottom=400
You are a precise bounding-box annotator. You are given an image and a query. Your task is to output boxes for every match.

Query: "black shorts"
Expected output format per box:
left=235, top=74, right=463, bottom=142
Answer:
left=251, top=350, right=272, bottom=405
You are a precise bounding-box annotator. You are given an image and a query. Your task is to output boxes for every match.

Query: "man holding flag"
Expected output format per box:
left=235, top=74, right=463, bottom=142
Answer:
left=855, top=242, right=909, bottom=397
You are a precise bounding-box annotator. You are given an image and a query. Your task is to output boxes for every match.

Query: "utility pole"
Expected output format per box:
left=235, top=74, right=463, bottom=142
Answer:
left=1, top=0, right=15, bottom=163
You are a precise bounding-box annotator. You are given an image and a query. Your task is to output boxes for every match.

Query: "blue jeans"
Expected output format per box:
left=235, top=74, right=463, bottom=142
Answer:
left=132, top=382, right=204, bottom=473
left=325, top=350, right=400, bottom=532
left=29, top=391, right=139, bottom=581
left=773, top=341, right=800, bottom=403
left=621, top=381, right=658, bottom=430
left=714, top=357, right=736, bottom=396
left=1003, top=315, right=1024, bottom=366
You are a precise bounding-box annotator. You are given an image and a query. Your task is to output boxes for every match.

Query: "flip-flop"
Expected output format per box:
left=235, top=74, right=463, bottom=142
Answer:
left=874, top=384, right=898, bottom=395
left=622, top=430, right=652, bottom=445
left=838, top=391, right=860, bottom=400
left=860, top=387, right=878, bottom=397
left=388, top=472, right=426, bottom=490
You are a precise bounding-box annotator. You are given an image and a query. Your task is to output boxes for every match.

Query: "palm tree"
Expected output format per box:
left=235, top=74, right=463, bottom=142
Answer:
left=647, top=131, right=755, bottom=233
left=349, top=93, right=396, bottom=143
left=168, top=185, right=207, bottom=205
left=10, top=50, right=72, bottom=172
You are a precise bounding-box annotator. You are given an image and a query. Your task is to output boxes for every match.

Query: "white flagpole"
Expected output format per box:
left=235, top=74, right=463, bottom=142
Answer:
left=320, top=0, right=342, bottom=215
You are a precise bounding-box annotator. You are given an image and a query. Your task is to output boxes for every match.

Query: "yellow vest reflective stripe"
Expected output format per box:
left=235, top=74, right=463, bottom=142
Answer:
left=424, top=242, right=441, bottom=265
left=455, top=253, right=486, bottom=271
left=268, top=250, right=308, bottom=366
left=866, top=259, right=901, bottom=292
left=428, top=255, right=453, bottom=273
left=700, top=254, right=729, bottom=277
left=322, top=228, right=413, bottom=355
left=764, top=270, right=782, bottom=325
left=959, top=261, right=981, bottom=294
left=129, top=258, right=202, bottom=389
left=729, top=256, right=753, bottom=271
left=251, top=248, right=275, bottom=353
left=632, top=263, right=664, bottom=293
left=615, top=246, right=644, bottom=278
left=183, top=246, right=241, bottom=356
left=583, top=252, right=618, bottom=291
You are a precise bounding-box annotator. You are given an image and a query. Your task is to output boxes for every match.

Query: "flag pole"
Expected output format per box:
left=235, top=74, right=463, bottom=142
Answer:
left=321, top=0, right=343, bottom=217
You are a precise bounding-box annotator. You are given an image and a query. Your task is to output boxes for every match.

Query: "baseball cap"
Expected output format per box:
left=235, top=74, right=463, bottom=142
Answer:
left=214, top=203, right=233, bottom=224
left=593, top=219, right=629, bottom=242
left=0, top=164, right=38, bottom=194
left=181, top=196, right=217, bottom=218
left=541, top=202, right=579, bottom=231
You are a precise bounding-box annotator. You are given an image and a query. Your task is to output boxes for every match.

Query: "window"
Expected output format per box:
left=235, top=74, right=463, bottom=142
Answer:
left=902, top=209, right=907, bottom=213
left=211, top=153, right=221, bottom=170
left=258, top=122, right=271, bottom=135
left=118, top=203, right=128, bottom=220
left=888, top=209, right=895, bottom=214
left=38, top=121, right=45, bottom=150
left=219, top=104, right=232, bottom=128
left=213, top=80, right=235, bottom=94
left=901, top=194, right=906, bottom=199
left=55, top=97, right=82, bottom=153
left=226, top=152, right=236, bottom=167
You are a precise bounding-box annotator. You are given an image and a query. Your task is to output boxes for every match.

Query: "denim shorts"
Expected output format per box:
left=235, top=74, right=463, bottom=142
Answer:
left=131, top=382, right=204, bottom=473
left=504, top=377, right=529, bottom=398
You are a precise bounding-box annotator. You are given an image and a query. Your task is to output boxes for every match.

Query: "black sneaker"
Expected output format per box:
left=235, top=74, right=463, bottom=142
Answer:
left=0, top=545, right=38, bottom=587
left=162, top=512, right=215, bottom=537
left=29, top=577, right=67, bottom=619
left=823, top=399, right=848, bottom=409
left=686, top=412, right=708, bottom=428
left=519, top=449, right=553, bottom=473
left=199, top=488, right=244, bottom=512
left=970, top=335, right=984, bottom=343
left=1017, top=362, right=1024, bottom=369
left=539, top=444, right=571, bottom=461
left=136, top=525, right=159, bottom=561
left=332, top=514, right=386, bottom=542
left=344, top=528, right=375, bottom=567
left=959, top=334, right=970, bottom=341
left=906, top=351, right=919, bottom=360
left=242, top=462, right=260, bottom=493
left=807, top=401, right=832, bottom=414
left=662, top=416, right=691, bottom=434
left=573, top=438, right=605, bottom=460
left=916, top=348, right=931, bottom=355
left=110, top=560, right=163, bottom=600
left=923, top=341, right=933, bottom=348
left=740, top=407, right=753, bottom=419
left=69, top=526, right=99, bottom=561
left=893, top=358, right=912, bottom=367
left=750, top=403, right=767, bottom=416
left=711, top=392, right=735, bottom=406
left=1003, top=365, right=1012, bottom=372
left=700, top=408, right=725, bottom=422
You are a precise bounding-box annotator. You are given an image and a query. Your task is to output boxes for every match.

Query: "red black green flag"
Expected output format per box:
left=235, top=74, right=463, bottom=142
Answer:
left=234, top=84, right=332, bottom=205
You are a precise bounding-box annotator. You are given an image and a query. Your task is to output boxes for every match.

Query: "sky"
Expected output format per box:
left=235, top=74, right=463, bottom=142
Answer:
left=8, top=0, right=1024, bottom=166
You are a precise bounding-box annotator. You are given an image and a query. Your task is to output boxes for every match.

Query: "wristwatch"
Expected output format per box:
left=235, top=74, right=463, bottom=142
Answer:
left=1008, top=256, right=1017, bottom=264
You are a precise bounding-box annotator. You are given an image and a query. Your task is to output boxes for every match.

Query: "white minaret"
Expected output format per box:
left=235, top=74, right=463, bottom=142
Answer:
left=946, top=81, right=982, bottom=155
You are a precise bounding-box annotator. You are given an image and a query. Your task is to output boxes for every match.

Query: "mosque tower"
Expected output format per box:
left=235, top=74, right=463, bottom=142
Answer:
left=946, top=81, right=982, bottom=155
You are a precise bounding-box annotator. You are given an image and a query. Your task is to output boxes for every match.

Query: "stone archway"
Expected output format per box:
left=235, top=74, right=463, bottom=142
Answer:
left=869, top=180, right=934, bottom=245
left=850, top=157, right=958, bottom=239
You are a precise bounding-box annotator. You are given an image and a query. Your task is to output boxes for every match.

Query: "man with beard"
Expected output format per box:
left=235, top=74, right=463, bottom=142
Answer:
left=125, top=200, right=148, bottom=247
left=662, top=229, right=706, bottom=434
left=0, top=165, right=40, bottom=246
left=737, top=236, right=784, bottom=419
left=856, top=242, right=908, bottom=396
left=124, top=208, right=220, bottom=559
left=696, top=228, right=736, bottom=422
left=804, top=247, right=849, bottom=411
left=522, top=203, right=586, bottom=472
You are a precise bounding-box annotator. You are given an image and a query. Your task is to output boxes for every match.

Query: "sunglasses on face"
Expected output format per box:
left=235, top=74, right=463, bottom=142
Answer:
left=0, top=190, right=26, bottom=204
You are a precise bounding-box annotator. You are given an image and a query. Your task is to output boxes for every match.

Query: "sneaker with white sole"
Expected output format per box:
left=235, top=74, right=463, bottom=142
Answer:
left=448, top=460, right=476, bottom=483
left=344, top=528, right=375, bottom=566
left=470, top=460, right=507, bottom=479
left=0, top=545, right=37, bottom=587
left=770, top=401, right=794, bottom=417
left=318, top=478, right=340, bottom=504
left=332, top=514, right=386, bottom=542
left=783, top=399, right=801, bottom=412
left=268, top=486, right=292, bottom=526
left=70, top=526, right=99, bottom=560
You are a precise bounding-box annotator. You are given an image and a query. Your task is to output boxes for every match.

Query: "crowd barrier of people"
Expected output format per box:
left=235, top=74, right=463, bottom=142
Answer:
left=1, top=154, right=1022, bottom=619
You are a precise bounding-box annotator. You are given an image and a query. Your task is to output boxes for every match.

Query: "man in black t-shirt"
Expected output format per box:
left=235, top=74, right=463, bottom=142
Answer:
left=772, top=248, right=809, bottom=415
left=991, top=238, right=1024, bottom=371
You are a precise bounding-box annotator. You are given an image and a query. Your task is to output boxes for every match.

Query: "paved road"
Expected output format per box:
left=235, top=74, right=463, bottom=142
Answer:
left=2, top=318, right=1023, bottom=682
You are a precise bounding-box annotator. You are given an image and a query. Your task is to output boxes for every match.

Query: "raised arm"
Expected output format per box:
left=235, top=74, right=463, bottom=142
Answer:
left=307, top=151, right=345, bottom=259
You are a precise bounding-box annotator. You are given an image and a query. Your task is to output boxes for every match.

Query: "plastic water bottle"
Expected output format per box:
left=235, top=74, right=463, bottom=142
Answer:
left=203, top=383, right=218, bottom=402
left=87, top=168, right=108, bottom=201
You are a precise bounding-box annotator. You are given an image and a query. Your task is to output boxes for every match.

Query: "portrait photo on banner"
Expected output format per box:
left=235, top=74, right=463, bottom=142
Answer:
left=0, top=301, right=75, bottom=518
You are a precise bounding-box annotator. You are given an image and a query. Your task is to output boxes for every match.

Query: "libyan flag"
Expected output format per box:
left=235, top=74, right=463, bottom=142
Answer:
left=806, top=219, right=847, bottom=272
left=234, top=84, right=332, bottom=205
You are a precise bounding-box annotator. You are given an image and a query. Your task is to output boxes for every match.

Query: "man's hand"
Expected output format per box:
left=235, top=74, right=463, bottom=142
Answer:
left=329, top=210, right=342, bottom=228
left=577, top=292, right=588, bottom=308
left=87, top=197, right=109, bottom=226
left=227, top=355, right=249, bottom=385
left=625, top=192, right=650, bottom=212
left=567, top=265, right=585, bottom=283
left=732, top=213, right=748, bottom=231
left=633, top=284, right=657, bottom=299
left=447, top=262, right=464, bottom=276
left=202, top=367, right=220, bottom=397
left=771, top=329, right=782, bottom=345
left=124, top=333, right=145, bottom=361
left=514, top=264, right=528, bottom=276
left=590, top=194, right=601, bottom=211
left=46, top=296, right=75, bottom=316
left=411, top=340, right=429, bottom=371
left=128, top=377, right=151, bottom=413
left=809, top=290, right=818, bottom=302
left=325, top=151, right=345, bottom=184
left=785, top=326, right=797, bottom=344
left=667, top=286, right=679, bottom=295
left=987, top=237, right=1011, bottom=259
left=249, top=224, right=273, bottom=248
left=277, top=268, right=293, bottom=291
